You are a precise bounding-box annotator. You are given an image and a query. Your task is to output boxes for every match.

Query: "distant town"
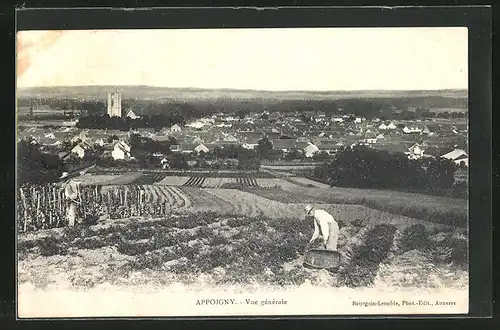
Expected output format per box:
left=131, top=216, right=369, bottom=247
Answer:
left=17, top=87, right=468, bottom=197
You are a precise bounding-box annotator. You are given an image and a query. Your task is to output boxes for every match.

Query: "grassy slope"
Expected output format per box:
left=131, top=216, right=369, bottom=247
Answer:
left=240, top=185, right=467, bottom=228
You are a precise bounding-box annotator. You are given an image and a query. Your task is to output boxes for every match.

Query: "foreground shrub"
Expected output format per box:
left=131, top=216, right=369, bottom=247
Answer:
left=338, top=224, right=397, bottom=287
left=399, top=224, right=432, bottom=252
left=38, top=236, right=68, bottom=257
left=430, top=232, right=468, bottom=267
left=173, top=212, right=220, bottom=229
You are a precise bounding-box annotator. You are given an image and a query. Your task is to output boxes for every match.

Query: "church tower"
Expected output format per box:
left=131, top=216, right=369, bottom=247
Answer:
left=107, top=89, right=122, bottom=117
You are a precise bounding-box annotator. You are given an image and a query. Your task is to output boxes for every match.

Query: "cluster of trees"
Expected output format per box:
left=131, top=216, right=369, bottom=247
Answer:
left=128, top=134, right=176, bottom=168
left=394, top=109, right=466, bottom=120
left=17, top=98, right=105, bottom=113
left=313, top=146, right=459, bottom=195
left=17, top=113, right=77, bottom=121
left=17, top=139, right=65, bottom=184
left=202, top=145, right=261, bottom=170
left=76, top=113, right=187, bottom=131
left=129, top=134, right=177, bottom=153
left=17, top=137, right=106, bottom=184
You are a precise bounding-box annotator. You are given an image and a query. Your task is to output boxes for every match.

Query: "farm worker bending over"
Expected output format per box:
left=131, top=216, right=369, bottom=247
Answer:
left=304, top=204, right=339, bottom=252
left=64, top=178, right=81, bottom=227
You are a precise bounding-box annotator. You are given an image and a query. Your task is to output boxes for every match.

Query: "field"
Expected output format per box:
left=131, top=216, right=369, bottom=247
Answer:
left=18, top=211, right=468, bottom=294
left=18, top=170, right=469, bottom=316
left=18, top=170, right=468, bottom=232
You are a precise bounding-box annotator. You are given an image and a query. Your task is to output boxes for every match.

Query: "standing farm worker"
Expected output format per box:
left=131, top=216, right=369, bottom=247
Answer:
left=304, top=204, right=339, bottom=251
left=64, top=177, right=81, bottom=227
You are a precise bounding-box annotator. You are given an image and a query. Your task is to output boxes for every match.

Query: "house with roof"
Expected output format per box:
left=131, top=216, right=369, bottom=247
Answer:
left=271, top=139, right=297, bottom=153
left=452, top=154, right=468, bottom=167
left=242, top=142, right=258, bottom=150
left=170, top=144, right=181, bottom=152
left=318, top=141, right=344, bottom=155
left=169, top=143, right=198, bottom=154
left=180, top=143, right=198, bottom=154
left=213, top=140, right=240, bottom=148
left=406, top=143, right=425, bottom=159
left=385, top=122, right=397, bottom=130
left=215, top=122, right=232, bottom=128
left=194, top=143, right=210, bottom=154
left=422, top=146, right=450, bottom=159
left=71, top=141, right=92, bottom=158
left=240, top=131, right=264, bottom=140
left=378, top=123, right=388, bottom=130
left=111, top=141, right=131, bottom=160
left=170, top=124, right=182, bottom=133
left=152, top=152, right=164, bottom=158
left=403, top=125, right=423, bottom=134
left=135, top=127, right=156, bottom=137
left=125, top=109, right=139, bottom=119
left=241, top=137, right=261, bottom=150
left=71, top=130, right=90, bottom=143
left=92, top=138, right=105, bottom=147
left=360, top=132, right=378, bottom=144
left=421, top=125, right=431, bottom=135
left=303, top=142, right=320, bottom=158
left=441, top=148, right=468, bottom=167
left=57, top=151, right=71, bottom=162
left=310, top=138, right=322, bottom=147
left=186, top=120, right=206, bottom=129
left=336, top=136, right=359, bottom=148
left=157, top=126, right=173, bottom=136
left=376, top=133, right=385, bottom=139
left=191, top=136, right=204, bottom=144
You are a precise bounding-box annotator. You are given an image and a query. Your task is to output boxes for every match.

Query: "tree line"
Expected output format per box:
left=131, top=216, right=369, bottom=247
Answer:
left=76, top=113, right=187, bottom=131
left=18, top=97, right=467, bottom=122
left=313, top=146, right=465, bottom=197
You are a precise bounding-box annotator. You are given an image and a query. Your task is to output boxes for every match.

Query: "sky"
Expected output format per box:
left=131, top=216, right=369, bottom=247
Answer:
left=16, top=27, right=468, bottom=91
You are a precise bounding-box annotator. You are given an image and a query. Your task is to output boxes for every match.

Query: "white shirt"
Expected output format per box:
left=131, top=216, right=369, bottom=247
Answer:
left=64, top=181, right=80, bottom=201
left=309, top=209, right=337, bottom=242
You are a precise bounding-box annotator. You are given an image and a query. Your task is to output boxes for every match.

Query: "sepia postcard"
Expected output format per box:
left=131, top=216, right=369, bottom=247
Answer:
left=16, top=26, right=470, bottom=318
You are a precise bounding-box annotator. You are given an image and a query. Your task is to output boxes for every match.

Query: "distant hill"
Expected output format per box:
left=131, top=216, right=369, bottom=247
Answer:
left=17, top=85, right=468, bottom=102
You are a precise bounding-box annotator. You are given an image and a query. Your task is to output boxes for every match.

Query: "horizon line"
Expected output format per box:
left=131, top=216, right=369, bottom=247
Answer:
left=17, top=85, right=469, bottom=93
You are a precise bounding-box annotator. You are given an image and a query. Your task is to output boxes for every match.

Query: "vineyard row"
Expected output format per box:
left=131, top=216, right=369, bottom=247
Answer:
left=17, top=184, right=192, bottom=232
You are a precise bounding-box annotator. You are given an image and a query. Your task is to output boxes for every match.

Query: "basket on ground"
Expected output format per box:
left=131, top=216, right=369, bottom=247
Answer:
left=303, top=249, right=341, bottom=271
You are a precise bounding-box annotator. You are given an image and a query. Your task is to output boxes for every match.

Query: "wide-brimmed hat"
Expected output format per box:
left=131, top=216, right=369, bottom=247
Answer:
left=304, top=204, right=314, bottom=215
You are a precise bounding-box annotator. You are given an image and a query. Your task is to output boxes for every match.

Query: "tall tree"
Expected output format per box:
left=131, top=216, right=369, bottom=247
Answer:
left=256, top=137, right=273, bottom=159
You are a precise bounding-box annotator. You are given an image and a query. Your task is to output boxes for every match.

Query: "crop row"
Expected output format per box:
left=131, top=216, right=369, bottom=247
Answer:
left=183, top=176, right=207, bottom=187
left=183, top=176, right=264, bottom=188
left=132, top=173, right=167, bottom=185
left=143, top=170, right=278, bottom=178
left=236, top=177, right=259, bottom=187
